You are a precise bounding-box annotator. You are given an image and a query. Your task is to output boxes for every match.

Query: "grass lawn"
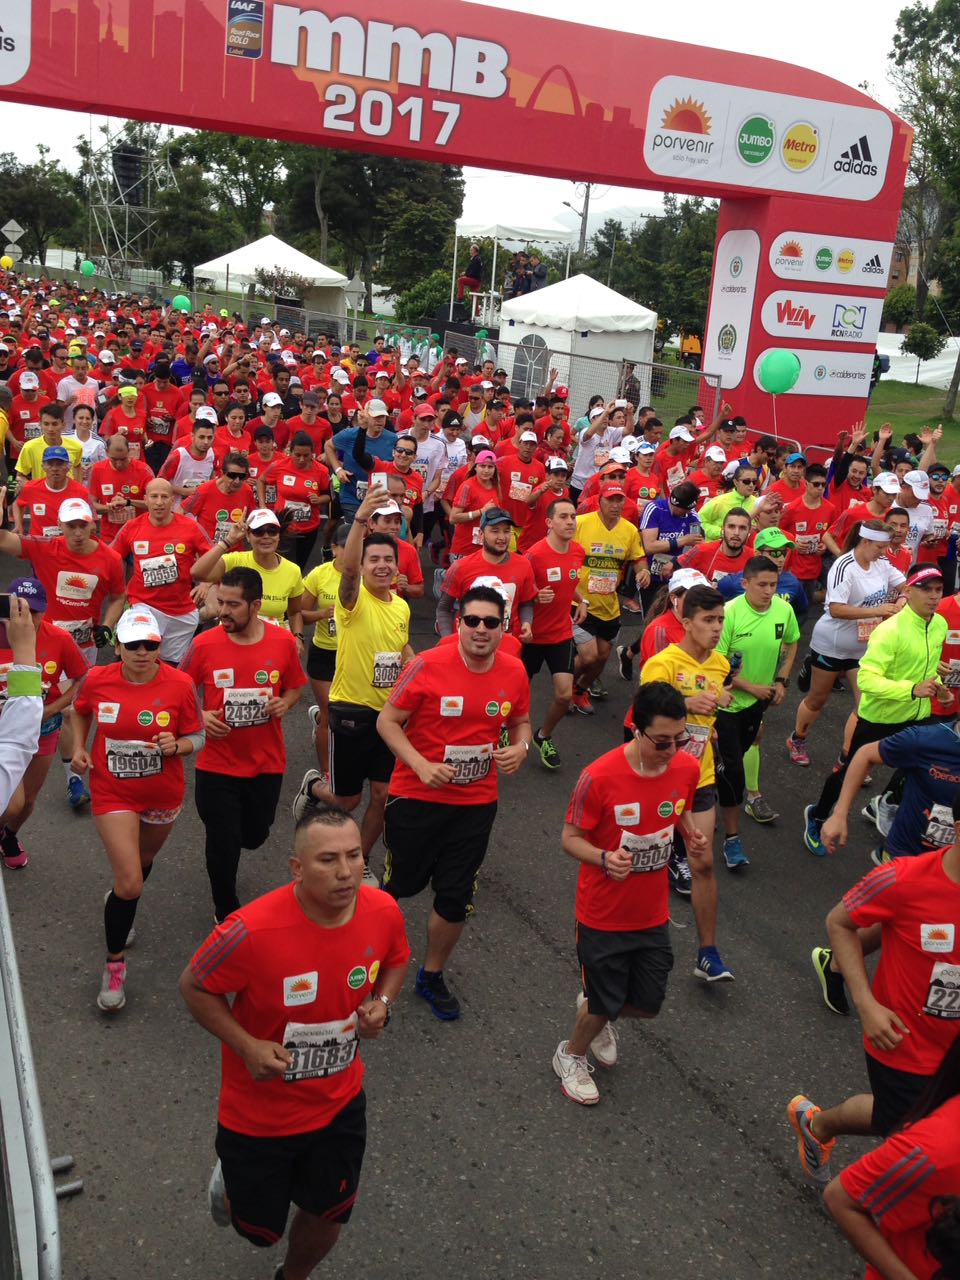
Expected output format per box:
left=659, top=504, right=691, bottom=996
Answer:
left=867, top=379, right=959, bottom=466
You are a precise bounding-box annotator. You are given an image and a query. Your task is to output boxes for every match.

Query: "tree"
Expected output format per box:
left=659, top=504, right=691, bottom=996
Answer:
left=253, top=266, right=311, bottom=300
left=882, top=283, right=918, bottom=329
left=147, top=165, right=239, bottom=288
left=901, top=322, right=947, bottom=381
left=394, top=269, right=450, bottom=325
left=0, top=148, right=83, bottom=266
left=170, top=133, right=287, bottom=241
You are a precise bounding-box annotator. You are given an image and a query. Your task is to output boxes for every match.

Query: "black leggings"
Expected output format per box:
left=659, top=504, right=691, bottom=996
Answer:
left=195, top=770, right=284, bottom=921
left=811, top=715, right=928, bottom=822
left=715, top=702, right=765, bottom=808
left=285, top=527, right=319, bottom=570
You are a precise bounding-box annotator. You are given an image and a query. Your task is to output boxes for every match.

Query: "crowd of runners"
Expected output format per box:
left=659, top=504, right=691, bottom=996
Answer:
left=0, top=273, right=958, bottom=1280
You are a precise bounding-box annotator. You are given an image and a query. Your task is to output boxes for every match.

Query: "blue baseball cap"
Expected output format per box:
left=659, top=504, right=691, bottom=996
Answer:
left=785, top=452, right=807, bottom=465
left=42, top=445, right=70, bottom=463
left=8, top=577, right=47, bottom=611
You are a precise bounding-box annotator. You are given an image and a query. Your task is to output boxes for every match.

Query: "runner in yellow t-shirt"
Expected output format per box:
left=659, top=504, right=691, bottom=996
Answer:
left=300, top=524, right=348, bottom=783
left=640, top=583, right=734, bottom=983
left=570, top=487, right=649, bottom=714
left=15, top=404, right=84, bottom=482
left=292, top=490, right=413, bottom=882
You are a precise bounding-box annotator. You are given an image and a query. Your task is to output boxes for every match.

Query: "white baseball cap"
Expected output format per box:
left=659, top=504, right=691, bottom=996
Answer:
left=547, top=456, right=570, bottom=471
left=247, top=507, right=281, bottom=531
left=669, top=425, right=695, bottom=443
left=262, top=391, right=283, bottom=408
left=620, top=435, right=639, bottom=452
left=18, top=371, right=39, bottom=389
left=873, top=472, right=901, bottom=495
left=636, top=440, right=657, bottom=454
left=668, top=568, right=710, bottom=593
left=705, top=445, right=727, bottom=463
left=58, top=497, right=94, bottom=523
left=519, top=430, right=538, bottom=443
left=372, top=500, right=402, bottom=517
left=331, top=368, right=351, bottom=383
left=480, top=379, right=494, bottom=389
left=589, top=407, right=605, bottom=420
left=195, top=405, right=218, bottom=425
left=902, top=469, right=930, bottom=498
left=609, top=446, right=632, bottom=465
left=455, top=357, right=468, bottom=365
left=280, top=350, right=297, bottom=365
left=116, top=606, right=162, bottom=645
left=366, top=398, right=389, bottom=417
left=98, top=350, right=116, bottom=364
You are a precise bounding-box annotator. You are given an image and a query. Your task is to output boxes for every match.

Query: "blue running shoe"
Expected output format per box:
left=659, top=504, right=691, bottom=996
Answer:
left=803, top=804, right=825, bottom=856
left=694, top=947, right=735, bottom=982
left=415, top=966, right=461, bottom=1020
left=68, top=775, right=90, bottom=810
left=722, top=835, right=750, bottom=870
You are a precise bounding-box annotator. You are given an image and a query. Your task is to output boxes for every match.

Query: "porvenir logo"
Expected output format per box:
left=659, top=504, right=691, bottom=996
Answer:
left=774, top=239, right=804, bottom=270
left=781, top=122, right=819, bottom=172
left=835, top=135, right=878, bottom=177
left=651, top=97, right=715, bottom=157
left=737, top=116, right=775, bottom=165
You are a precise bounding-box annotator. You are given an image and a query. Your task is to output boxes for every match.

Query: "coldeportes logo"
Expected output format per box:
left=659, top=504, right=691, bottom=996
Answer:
left=835, top=135, right=878, bottom=177
left=717, top=323, right=737, bottom=354
left=815, top=247, right=833, bottom=271
left=781, top=122, right=819, bottom=173
left=836, top=249, right=855, bottom=274
left=737, top=116, right=775, bottom=166
left=650, top=96, right=715, bottom=159
left=814, top=364, right=827, bottom=381
left=862, top=253, right=885, bottom=276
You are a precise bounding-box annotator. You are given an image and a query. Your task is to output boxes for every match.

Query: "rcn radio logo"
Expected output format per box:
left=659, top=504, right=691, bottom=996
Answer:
left=0, top=0, right=31, bottom=85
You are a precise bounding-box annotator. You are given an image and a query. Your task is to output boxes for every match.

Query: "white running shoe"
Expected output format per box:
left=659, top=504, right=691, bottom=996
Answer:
left=361, top=866, right=380, bottom=888
left=207, top=1159, right=231, bottom=1228
left=97, top=960, right=126, bottom=1013
left=553, top=1040, right=599, bottom=1105
left=103, top=888, right=135, bottom=948
left=576, top=992, right=619, bottom=1066
left=307, top=703, right=321, bottom=731
left=292, top=769, right=323, bottom=823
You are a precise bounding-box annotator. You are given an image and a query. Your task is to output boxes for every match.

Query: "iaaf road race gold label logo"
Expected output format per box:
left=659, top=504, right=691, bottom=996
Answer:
left=0, top=0, right=31, bottom=85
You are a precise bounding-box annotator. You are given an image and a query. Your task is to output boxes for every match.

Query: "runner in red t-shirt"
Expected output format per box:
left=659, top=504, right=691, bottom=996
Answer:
left=0, top=578, right=89, bottom=870
left=448, top=452, right=501, bottom=556
left=260, top=437, right=331, bottom=569
left=780, top=467, right=837, bottom=586
left=678, top=509, right=752, bottom=584
left=496, top=436, right=547, bottom=544
left=551, top=681, right=704, bottom=1105
left=13, top=471, right=89, bottom=539
left=378, top=582, right=531, bottom=1019
left=918, top=463, right=952, bottom=567
left=72, top=605, right=203, bottom=1013
left=787, top=842, right=960, bottom=1186
left=182, top=469, right=258, bottom=542
left=8, top=378, right=52, bottom=452
left=181, top=806, right=410, bottom=1272
left=523, top=497, right=587, bottom=768
left=518, top=457, right=571, bottom=553
left=438, top=508, right=537, bottom=639
left=88, top=439, right=155, bottom=544
left=180, top=566, right=307, bottom=921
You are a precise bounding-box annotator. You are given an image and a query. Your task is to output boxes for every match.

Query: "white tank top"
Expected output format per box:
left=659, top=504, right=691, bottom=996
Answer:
left=169, top=447, right=214, bottom=509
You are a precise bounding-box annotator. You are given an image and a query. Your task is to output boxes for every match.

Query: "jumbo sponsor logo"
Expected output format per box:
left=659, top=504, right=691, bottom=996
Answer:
left=737, top=115, right=775, bottom=166
left=649, top=95, right=716, bottom=162
left=769, top=233, right=895, bottom=284
left=0, top=0, right=31, bottom=85
left=781, top=122, right=819, bottom=172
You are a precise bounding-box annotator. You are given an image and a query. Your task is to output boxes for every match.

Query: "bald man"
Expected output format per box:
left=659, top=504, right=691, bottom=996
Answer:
left=113, top=478, right=214, bottom=662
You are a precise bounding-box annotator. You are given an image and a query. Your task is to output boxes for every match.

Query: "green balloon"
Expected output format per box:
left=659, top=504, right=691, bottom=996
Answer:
left=80, top=260, right=95, bottom=276
left=171, top=294, right=191, bottom=313
left=758, top=349, right=801, bottom=396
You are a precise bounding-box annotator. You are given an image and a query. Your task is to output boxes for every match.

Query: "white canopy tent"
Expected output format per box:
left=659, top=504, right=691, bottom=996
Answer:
left=448, top=219, right=576, bottom=321
left=498, top=273, right=658, bottom=406
left=194, top=234, right=350, bottom=316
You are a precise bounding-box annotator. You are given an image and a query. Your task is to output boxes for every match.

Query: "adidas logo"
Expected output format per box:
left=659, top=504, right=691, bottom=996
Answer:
left=834, top=136, right=878, bottom=176
left=862, top=253, right=885, bottom=276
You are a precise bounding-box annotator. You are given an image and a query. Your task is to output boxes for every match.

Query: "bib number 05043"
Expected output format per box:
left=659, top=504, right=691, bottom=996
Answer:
left=323, top=85, right=461, bottom=145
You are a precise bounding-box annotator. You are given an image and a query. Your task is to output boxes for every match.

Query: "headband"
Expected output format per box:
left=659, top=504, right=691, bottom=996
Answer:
left=906, top=567, right=944, bottom=589
left=859, top=526, right=892, bottom=543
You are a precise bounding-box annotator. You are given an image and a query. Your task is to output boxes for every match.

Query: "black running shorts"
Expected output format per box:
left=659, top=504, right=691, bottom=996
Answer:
left=382, top=795, right=497, bottom=923
left=576, top=921, right=673, bottom=1020
left=521, top=640, right=575, bottom=679
left=216, top=1090, right=366, bottom=1248
left=865, top=1052, right=930, bottom=1137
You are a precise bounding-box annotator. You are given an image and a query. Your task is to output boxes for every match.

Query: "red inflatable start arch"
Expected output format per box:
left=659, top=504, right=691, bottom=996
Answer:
left=0, top=0, right=911, bottom=446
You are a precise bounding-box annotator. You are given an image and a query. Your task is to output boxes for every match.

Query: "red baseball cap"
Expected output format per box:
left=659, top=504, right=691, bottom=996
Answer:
left=555, top=384, right=569, bottom=398
left=600, top=483, right=626, bottom=499
left=413, top=404, right=438, bottom=419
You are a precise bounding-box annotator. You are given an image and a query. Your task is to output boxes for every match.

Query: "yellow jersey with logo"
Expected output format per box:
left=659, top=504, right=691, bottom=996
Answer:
left=222, top=551, right=304, bottom=626
left=640, top=643, right=730, bottom=787
left=330, top=582, right=410, bottom=709
left=573, top=512, right=643, bottom=622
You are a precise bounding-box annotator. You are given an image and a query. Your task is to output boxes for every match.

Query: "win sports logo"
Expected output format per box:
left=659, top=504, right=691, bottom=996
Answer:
left=862, top=253, right=885, bottom=276
left=835, top=136, right=878, bottom=177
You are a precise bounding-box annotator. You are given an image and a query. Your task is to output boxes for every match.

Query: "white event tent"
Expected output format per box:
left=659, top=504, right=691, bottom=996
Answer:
left=194, top=235, right=350, bottom=316
left=448, top=219, right=575, bottom=321
left=497, top=274, right=658, bottom=405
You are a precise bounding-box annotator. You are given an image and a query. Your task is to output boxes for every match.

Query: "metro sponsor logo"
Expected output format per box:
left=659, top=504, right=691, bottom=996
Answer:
left=781, top=122, right=819, bottom=172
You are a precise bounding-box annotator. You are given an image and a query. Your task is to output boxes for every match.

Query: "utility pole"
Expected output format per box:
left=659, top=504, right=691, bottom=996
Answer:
left=562, top=182, right=592, bottom=256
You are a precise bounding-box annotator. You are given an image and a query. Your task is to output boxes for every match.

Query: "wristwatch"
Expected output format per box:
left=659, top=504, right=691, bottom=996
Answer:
left=774, top=676, right=789, bottom=687
left=371, top=993, right=391, bottom=1024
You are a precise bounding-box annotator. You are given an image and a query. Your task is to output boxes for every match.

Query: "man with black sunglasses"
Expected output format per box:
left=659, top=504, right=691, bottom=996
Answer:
left=780, top=463, right=837, bottom=601
left=552, top=681, right=705, bottom=1105
left=377, top=584, right=531, bottom=1020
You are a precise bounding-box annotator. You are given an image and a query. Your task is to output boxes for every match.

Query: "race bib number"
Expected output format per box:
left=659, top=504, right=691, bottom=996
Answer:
left=282, top=1015, right=359, bottom=1082
left=52, top=616, right=94, bottom=647
left=148, top=416, right=172, bottom=437
left=925, top=803, right=956, bottom=847
left=943, top=658, right=960, bottom=689
left=104, top=738, right=161, bottom=779
left=140, top=553, right=178, bottom=588
left=222, top=687, right=271, bottom=727
left=857, top=618, right=882, bottom=643
left=621, top=825, right=673, bottom=873
left=42, top=524, right=61, bottom=538
left=587, top=569, right=618, bottom=595
left=666, top=462, right=685, bottom=489
left=443, top=742, right=494, bottom=785
left=108, top=504, right=133, bottom=525
left=372, top=651, right=401, bottom=689
left=684, top=722, right=711, bottom=760
left=285, top=501, right=312, bottom=525
left=924, top=963, right=960, bottom=1019
left=264, top=484, right=277, bottom=507
left=650, top=553, right=674, bottom=579
left=508, top=480, right=532, bottom=502
left=794, top=535, right=820, bottom=555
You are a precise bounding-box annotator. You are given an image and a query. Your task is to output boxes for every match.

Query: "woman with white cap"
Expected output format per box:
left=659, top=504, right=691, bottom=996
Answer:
left=787, top=520, right=906, bottom=768
left=190, top=508, right=305, bottom=642
left=70, top=605, right=204, bottom=1013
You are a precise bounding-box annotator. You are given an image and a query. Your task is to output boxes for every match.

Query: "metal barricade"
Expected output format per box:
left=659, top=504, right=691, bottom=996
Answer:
left=0, top=873, right=61, bottom=1279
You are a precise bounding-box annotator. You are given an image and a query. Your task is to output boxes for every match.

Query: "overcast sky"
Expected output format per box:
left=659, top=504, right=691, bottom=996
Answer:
left=5, top=0, right=909, bottom=233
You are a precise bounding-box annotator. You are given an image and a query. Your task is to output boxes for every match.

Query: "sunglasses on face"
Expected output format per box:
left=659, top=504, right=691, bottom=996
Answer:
left=764, top=548, right=787, bottom=559
left=808, top=480, right=826, bottom=488
left=737, top=478, right=757, bottom=486
left=394, top=447, right=416, bottom=457
left=641, top=731, right=691, bottom=751
left=460, top=614, right=502, bottom=630
left=250, top=526, right=278, bottom=536
left=124, top=639, right=160, bottom=652
left=225, top=472, right=248, bottom=481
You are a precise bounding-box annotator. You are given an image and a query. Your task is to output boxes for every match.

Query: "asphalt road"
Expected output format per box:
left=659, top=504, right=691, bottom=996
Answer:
left=4, top=578, right=882, bottom=1280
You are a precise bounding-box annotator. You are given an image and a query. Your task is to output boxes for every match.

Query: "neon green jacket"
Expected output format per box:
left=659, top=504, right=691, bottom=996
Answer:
left=857, top=605, right=947, bottom=724
left=698, top=490, right=757, bottom=541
